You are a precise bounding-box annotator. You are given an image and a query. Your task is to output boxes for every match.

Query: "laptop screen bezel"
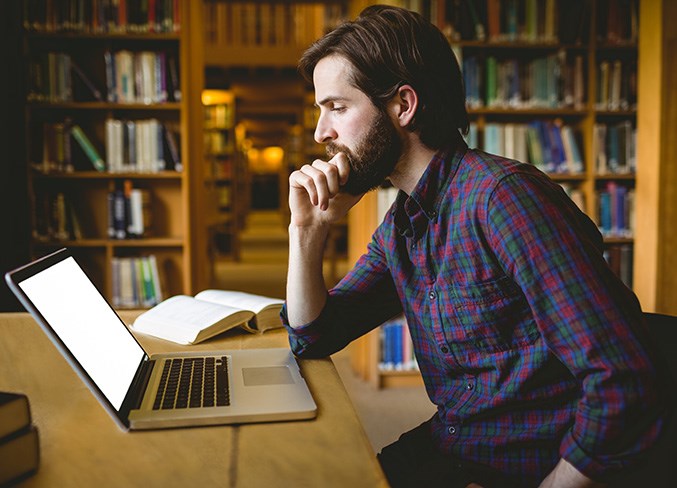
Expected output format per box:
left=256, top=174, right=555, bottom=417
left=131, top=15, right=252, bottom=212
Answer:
left=4, top=248, right=149, bottom=431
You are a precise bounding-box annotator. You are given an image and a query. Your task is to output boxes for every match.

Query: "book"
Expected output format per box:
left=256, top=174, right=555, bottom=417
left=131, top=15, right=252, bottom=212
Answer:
left=0, top=425, right=40, bottom=486
left=378, top=317, right=418, bottom=372
left=131, top=290, right=285, bottom=345
left=0, top=392, right=38, bottom=485
left=71, top=125, right=105, bottom=172
left=71, top=60, right=103, bottom=101
left=0, top=392, right=31, bottom=440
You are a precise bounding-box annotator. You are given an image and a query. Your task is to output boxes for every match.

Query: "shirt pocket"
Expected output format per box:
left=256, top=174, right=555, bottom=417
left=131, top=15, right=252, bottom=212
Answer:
left=448, top=275, right=538, bottom=353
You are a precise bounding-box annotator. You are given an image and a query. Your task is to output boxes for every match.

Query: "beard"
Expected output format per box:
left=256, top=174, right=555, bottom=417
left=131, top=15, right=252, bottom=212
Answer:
left=325, top=108, right=402, bottom=196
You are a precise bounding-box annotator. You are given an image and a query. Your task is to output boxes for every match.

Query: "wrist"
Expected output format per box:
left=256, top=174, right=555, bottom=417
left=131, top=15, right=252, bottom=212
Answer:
left=288, top=222, right=331, bottom=244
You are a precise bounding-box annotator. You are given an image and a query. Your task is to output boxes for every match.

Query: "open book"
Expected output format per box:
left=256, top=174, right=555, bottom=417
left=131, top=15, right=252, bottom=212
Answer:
left=130, top=290, right=284, bottom=345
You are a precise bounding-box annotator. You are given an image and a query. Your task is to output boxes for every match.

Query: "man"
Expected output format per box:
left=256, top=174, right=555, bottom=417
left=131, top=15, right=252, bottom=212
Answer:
left=282, top=5, right=668, bottom=487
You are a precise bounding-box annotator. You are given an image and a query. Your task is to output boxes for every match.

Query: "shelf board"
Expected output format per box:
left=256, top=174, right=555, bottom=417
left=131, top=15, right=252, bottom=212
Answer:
left=469, top=107, right=588, bottom=116
left=27, top=101, right=181, bottom=111
left=549, top=173, right=587, bottom=182
left=26, top=31, right=180, bottom=41
left=376, top=369, right=423, bottom=388
left=451, top=40, right=582, bottom=50
left=111, top=238, right=184, bottom=247
left=603, top=236, right=634, bottom=244
left=32, top=170, right=182, bottom=180
left=596, top=41, right=639, bottom=51
left=595, top=173, right=636, bottom=181
left=33, top=238, right=184, bottom=248
left=594, top=109, right=637, bottom=117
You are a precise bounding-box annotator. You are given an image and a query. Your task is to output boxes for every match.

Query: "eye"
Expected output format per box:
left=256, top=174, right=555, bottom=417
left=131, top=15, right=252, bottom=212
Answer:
left=331, top=106, right=346, bottom=113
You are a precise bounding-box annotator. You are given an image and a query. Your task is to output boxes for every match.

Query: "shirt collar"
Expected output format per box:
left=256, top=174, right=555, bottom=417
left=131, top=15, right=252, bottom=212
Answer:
left=393, top=139, right=468, bottom=239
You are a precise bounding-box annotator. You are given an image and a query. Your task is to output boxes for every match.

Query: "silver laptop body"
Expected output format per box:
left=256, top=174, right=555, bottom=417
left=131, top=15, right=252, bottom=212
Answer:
left=5, top=248, right=317, bottom=431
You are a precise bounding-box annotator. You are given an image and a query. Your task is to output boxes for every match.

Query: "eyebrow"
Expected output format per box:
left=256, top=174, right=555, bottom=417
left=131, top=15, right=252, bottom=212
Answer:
left=315, top=96, right=349, bottom=108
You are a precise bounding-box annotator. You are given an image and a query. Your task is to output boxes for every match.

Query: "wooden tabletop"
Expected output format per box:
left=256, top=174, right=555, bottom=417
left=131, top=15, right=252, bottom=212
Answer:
left=0, top=312, right=387, bottom=488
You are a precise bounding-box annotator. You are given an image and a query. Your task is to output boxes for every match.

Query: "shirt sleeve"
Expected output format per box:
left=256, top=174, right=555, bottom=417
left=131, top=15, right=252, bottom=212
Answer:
left=485, top=172, right=668, bottom=481
left=282, top=224, right=403, bottom=359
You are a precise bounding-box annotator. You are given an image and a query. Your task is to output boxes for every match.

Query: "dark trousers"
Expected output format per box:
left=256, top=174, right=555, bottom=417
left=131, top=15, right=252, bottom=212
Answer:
left=377, top=420, right=520, bottom=488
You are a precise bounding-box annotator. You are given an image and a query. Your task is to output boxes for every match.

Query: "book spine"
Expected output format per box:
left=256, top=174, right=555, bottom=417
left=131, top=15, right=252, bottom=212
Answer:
left=113, top=187, right=127, bottom=239
left=104, top=50, right=116, bottom=102
left=71, top=125, right=105, bottom=172
left=140, top=256, right=156, bottom=306
left=0, top=392, right=31, bottom=440
left=71, top=60, right=102, bottom=101
left=148, top=254, right=163, bottom=303
left=0, top=426, right=40, bottom=486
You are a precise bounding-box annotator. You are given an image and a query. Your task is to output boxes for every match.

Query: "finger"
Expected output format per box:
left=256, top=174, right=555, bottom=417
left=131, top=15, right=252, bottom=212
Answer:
left=310, top=159, right=341, bottom=196
left=299, top=164, right=330, bottom=210
left=289, top=169, right=319, bottom=206
left=328, top=152, right=351, bottom=186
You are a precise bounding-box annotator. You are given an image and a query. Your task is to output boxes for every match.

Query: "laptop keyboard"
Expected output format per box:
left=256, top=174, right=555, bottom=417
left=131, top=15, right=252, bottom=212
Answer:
left=153, top=356, right=230, bottom=410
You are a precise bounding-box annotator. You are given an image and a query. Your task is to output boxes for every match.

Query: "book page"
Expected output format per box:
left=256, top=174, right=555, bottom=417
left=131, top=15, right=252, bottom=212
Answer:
left=131, top=295, right=251, bottom=344
left=194, top=290, right=283, bottom=314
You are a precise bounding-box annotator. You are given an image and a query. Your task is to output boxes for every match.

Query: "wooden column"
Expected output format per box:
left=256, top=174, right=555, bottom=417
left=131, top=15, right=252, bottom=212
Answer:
left=634, top=0, right=677, bottom=314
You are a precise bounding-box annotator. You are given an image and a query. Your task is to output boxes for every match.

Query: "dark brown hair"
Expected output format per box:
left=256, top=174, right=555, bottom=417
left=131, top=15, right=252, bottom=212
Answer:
left=299, top=4, right=468, bottom=149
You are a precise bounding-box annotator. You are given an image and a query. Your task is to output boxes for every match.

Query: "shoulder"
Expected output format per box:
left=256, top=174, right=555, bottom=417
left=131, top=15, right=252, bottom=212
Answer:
left=451, top=148, right=570, bottom=220
left=459, top=147, right=545, bottom=186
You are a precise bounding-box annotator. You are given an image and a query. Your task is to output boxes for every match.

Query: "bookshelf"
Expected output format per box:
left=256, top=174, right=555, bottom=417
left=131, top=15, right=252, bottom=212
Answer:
left=21, top=0, right=208, bottom=307
left=201, top=1, right=350, bottom=282
left=347, top=0, right=670, bottom=387
left=202, top=1, right=347, bottom=67
left=202, top=89, right=242, bottom=263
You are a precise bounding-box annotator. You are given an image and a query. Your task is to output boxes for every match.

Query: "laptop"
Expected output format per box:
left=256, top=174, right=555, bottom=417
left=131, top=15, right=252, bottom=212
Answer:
left=5, top=248, right=317, bottom=431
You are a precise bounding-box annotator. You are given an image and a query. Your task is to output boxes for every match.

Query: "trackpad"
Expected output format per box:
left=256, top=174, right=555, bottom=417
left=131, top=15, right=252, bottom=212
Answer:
left=242, top=366, right=294, bottom=386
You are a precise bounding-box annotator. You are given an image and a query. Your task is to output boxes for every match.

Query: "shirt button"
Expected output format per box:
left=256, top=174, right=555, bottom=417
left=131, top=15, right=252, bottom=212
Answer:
left=430, top=210, right=437, bottom=219
left=428, top=291, right=437, bottom=300
left=466, top=382, right=474, bottom=390
left=440, top=345, right=449, bottom=354
left=448, top=426, right=456, bottom=435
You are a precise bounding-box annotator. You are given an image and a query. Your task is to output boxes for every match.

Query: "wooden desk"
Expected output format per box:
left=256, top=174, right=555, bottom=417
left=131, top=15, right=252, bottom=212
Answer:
left=0, top=312, right=387, bottom=488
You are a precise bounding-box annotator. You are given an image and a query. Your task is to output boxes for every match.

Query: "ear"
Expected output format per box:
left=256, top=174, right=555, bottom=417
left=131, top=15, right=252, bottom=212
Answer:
left=390, top=84, right=418, bottom=128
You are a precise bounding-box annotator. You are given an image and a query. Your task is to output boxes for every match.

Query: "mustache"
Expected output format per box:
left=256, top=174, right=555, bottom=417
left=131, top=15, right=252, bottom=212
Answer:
left=326, top=143, right=352, bottom=162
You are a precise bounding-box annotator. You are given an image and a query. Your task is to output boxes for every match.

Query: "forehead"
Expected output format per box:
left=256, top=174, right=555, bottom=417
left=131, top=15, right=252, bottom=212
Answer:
left=313, top=55, right=365, bottom=104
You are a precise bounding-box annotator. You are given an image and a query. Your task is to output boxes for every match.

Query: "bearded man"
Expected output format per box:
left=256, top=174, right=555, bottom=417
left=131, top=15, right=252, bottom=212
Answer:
left=282, top=5, right=668, bottom=488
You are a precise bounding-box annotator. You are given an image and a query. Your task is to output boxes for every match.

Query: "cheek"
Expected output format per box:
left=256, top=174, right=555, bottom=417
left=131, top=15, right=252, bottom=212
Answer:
left=340, top=115, right=373, bottom=147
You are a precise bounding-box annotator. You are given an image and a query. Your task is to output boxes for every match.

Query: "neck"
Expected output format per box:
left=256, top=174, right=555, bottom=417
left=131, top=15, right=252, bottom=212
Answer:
left=388, top=140, right=438, bottom=195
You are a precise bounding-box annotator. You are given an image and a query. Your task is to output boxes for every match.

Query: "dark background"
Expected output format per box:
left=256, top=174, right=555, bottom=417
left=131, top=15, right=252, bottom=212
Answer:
left=0, top=0, right=30, bottom=311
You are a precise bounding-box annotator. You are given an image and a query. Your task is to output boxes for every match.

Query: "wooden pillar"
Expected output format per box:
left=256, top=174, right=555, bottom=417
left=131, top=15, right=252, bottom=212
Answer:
left=635, top=0, right=677, bottom=314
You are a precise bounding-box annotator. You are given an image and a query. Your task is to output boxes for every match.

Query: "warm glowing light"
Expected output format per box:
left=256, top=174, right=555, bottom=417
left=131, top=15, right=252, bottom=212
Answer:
left=248, top=146, right=285, bottom=174
left=201, top=89, right=234, bottom=105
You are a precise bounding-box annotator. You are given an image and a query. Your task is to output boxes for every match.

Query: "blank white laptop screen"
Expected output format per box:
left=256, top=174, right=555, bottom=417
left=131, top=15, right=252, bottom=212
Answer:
left=18, top=256, right=144, bottom=409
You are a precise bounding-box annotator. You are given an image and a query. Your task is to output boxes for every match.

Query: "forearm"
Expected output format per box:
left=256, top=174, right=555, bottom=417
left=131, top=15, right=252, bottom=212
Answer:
left=539, top=458, right=605, bottom=488
left=285, top=223, right=331, bottom=328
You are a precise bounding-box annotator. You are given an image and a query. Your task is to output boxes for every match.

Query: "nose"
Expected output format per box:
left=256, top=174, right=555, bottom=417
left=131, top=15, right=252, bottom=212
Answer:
left=314, top=111, right=337, bottom=144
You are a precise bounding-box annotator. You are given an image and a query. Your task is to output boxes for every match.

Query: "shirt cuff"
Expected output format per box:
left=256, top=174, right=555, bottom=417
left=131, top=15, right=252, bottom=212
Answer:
left=279, top=302, right=326, bottom=357
left=560, top=431, right=626, bottom=482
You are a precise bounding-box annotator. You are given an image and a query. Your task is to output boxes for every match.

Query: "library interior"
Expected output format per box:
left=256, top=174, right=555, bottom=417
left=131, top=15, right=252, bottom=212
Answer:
left=1, top=0, right=676, bottom=486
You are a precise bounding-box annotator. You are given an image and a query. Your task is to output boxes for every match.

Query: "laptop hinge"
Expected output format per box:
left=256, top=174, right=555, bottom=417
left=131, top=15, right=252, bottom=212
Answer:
left=129, top=358, right=156, bottom=410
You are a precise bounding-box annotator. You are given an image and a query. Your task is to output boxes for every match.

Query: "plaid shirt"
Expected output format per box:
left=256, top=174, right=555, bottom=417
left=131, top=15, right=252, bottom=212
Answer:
left=283, top=142, right=666, bottom=485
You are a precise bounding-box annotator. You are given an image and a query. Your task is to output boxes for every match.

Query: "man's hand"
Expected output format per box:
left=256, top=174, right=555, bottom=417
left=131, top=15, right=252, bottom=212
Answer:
left=288, top=152, right=363, bottom=228
left=539, top=458, right=606, bottom=488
